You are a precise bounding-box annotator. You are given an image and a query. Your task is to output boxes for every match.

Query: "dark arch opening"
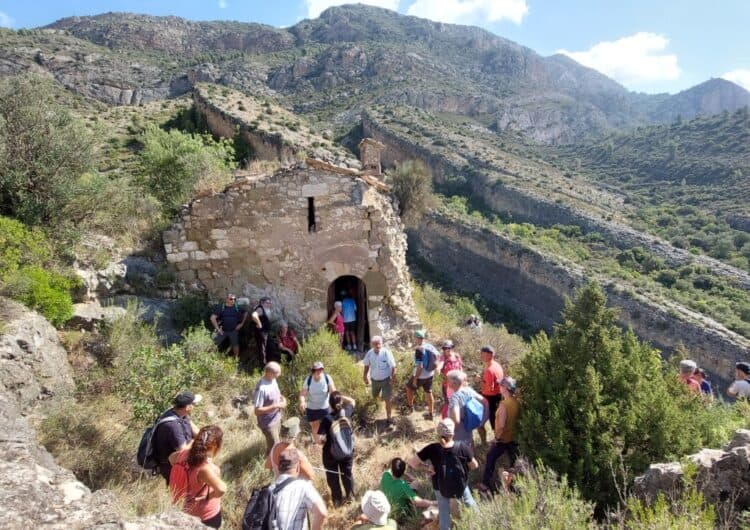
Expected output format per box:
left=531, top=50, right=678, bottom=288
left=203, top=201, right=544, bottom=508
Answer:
left=327, top=275, right=369, bottom=353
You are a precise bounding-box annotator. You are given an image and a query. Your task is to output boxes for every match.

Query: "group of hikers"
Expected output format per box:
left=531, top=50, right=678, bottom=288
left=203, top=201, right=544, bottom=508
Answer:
left=680, top=359, right=750, bottom=399
left=141, top=296, right=521, bottom=530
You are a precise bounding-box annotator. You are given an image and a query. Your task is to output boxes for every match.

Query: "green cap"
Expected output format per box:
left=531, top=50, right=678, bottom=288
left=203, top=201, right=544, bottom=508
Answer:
left=415, top=329, right=427, bottom=338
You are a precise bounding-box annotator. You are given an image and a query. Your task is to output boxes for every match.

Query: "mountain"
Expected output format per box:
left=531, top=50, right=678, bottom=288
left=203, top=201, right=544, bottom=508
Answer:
left=20, top=5, right=745, bottom=144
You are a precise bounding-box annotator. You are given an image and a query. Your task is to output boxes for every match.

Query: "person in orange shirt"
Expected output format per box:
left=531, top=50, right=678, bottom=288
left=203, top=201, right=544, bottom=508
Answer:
left=475, top=345, right=504, bottom=445
left=678, top=359, right=701, bottom=394
left=265, top=417, right=315, bottom=481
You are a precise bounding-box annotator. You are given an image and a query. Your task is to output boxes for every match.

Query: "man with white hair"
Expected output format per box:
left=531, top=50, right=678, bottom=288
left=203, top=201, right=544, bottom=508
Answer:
left=447, top=370, right=488, bottom=447
left=254, top=361, right=286, bottom=454
left=363, top=336, right=397, bottom=425
left=678, top=359, right=700, bottom=394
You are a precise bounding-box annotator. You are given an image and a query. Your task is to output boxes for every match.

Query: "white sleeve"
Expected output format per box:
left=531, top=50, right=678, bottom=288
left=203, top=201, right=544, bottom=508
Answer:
left=729, top=382, right=737, bottom=393
left=363, top=351, right=372, bottom=367
left=303, top=481, right=323, bottom=509
left=253, top=386, right=265, bottom=408
left=389, top=350, right=397, bottom=368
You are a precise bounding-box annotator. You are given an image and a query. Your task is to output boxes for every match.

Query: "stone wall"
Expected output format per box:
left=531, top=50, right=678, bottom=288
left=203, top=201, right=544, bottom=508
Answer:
left=410, top=214, right=750, bottom=386
left=164, top=163, right=418, bottom=342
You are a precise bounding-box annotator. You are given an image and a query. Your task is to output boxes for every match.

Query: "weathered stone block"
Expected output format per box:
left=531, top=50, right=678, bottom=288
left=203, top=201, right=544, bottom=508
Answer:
left=166, top=252, right=188, bottom=263
left=180, top=241, right=199, bottom=252
left=302, top=183, right=328, bottom=197
left=191, top=251, right=209, bottom=261
left=210, top=249, right=229, bottom=260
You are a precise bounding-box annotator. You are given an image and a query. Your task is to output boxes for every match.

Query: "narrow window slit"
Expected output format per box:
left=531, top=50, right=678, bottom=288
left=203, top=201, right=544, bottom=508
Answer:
left=308, top=197, right=316, bottom=233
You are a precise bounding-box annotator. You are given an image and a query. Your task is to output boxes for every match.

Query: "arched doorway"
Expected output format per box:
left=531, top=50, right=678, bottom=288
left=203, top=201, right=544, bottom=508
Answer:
left=327, top=275, right=369, bottom=352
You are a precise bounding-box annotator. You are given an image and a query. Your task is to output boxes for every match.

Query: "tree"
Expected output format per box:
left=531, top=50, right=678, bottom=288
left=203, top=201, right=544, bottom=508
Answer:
left=388, top=159, right=433, bottom=225
left=518, top=283, right=707, bottom=509
left=0, top=75, right=95, bottom=226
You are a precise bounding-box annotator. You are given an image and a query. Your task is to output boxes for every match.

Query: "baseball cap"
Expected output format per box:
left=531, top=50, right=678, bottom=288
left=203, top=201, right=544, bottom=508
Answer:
left=441, top=340, right=454, bottom=349
left=311, top=361, right=324, bottom=371
left=480, top=345, right=495, bottom=355
left=501, top=376, right=517, bottom=392
left=173, top=391, right=203, bottom=408
left=437, top=418, right=455, bottom=438
left=736, top=362, right=750, bottom=375
left=414, top=329, right=427, bottom=339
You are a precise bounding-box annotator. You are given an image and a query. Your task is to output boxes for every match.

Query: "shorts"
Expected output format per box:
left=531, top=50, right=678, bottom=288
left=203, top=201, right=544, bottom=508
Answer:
left=407, top=376, right=433, bottom=392
left=371, top=378, right=393, bottom=401
left=214, top=329, right=240, bottom=347
left=344, top=321, right=357, bottom=332
left=306, top=408, right=328, bottom=422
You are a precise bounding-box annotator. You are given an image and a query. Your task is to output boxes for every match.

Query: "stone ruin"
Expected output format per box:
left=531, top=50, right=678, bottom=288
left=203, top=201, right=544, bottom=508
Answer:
left=164, top=154, right=419, bottom=345
left=359, top=137, right=385, bottom=176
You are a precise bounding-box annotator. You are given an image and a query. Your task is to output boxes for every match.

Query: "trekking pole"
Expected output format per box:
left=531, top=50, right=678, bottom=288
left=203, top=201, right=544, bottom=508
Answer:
left=311, top=466, right=347, bottom=476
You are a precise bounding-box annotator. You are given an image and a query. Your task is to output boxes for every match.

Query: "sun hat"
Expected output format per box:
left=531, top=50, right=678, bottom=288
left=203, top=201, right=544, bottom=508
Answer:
left=361, top=490, right=391, bottom=526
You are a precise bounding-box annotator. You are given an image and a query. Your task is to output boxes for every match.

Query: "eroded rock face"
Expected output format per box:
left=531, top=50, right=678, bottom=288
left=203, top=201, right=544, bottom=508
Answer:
left=633, top=429, right=750, bottom=511
left=0, top=297, right=204, bottom=529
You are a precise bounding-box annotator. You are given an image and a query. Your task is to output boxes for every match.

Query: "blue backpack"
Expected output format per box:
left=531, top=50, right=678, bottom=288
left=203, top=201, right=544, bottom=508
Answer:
left=462, top=393, right=485, bottom=432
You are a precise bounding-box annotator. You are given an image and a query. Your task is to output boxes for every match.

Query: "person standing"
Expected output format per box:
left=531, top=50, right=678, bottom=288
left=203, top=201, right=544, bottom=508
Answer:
left=251, top=296, right=273, bottom=364
left=479, top=377, right=520, bottom=493
left=342, top=289, right=358, bottom=352
left=475, top=345, right=504, bottom=444
left=318, top=391, right=356, bottom=507
left=253, top=362, right=286, bottom=454
left=363, top=336, right=397, bottom=425
left=406, top=330, right=439, bottom=420
left=678, top=359, right=701, bottom=393
left=209, top=294, right=247, bottom=358
left=168, top=425, right=227, bottom=528
left=407, top=418, right=478, bottom=530
left=152, top=391, right=201, bottom=484
left=693, top=368, right=713, bottom=398
left=265, top=417, right=315, bottom=481
left=299, top=361, right=336, bottom=444
left=447, top=370, right=488, bottom=448
left=727, top=362, right=750, bottom=398
left=327, top=301, right=345, bottom=348
left=437, top=340, right=463, bottom=417
left=273, top=448, right=328, bottom=530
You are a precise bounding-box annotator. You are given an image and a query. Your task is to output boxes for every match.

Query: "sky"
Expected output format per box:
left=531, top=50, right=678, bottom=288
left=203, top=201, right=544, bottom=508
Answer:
left=1, top=0, right=749, bottom=95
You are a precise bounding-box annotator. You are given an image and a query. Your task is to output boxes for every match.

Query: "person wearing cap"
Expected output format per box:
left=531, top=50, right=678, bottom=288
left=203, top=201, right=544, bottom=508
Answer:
left=352, top=490, right=397, bottom=529
left=251, top=296, right=273, bottom=364
left=210, top=293, right=247, bottom=358
left=406, top=330, right=439, bottom=420
left=727, top=362, right=750, bottom=398
left=678, top=359, right=701, bottom=394
left=254, top=362, right=287, bottom=454
left=299, top=361, right=337, bottom=444
left=447, top=370, right=488, bottom=448
left=475, top=345, right=504, bottom=445
left=479, top=377, right=520, bottom=493
left=152, top=391, right=202, bottom=484
left=363, top=335, right=398, bottom=425
left=407, top=418, right=478, bottom=530
left=266, top=417, right=315, bottom=481
left=437, top=340, right=463, bottom=417
left=272, top=447, right=328, bottom=530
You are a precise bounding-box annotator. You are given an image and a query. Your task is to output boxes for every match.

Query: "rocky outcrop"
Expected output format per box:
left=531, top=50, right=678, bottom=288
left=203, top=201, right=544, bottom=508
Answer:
left=0, top=298, right=203, bottom=529
left=634, top=429, right=750, bottom=511
left=410, top=214, right=750, bottom=385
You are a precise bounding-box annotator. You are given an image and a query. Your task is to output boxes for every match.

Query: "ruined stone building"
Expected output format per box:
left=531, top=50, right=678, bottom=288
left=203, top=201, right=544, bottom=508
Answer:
left=163, top=153, right=418, bottom=346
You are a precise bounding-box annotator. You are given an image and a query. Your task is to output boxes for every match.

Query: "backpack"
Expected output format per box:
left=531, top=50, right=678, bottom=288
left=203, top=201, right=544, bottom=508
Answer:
left=462, top=393, right=485, bottom=432
left=169, top=457, right=209, bottom=506
left=304, top=374, right=331, bottom=393
left=136, top=414, right=178, bottom=471
left=328, top=415, right=355, bottom=461
left=423, top=346, right=439, bottom=373
left=437, top=444, right=468, bottom=498
left=241, top=477, right=298, bottom=530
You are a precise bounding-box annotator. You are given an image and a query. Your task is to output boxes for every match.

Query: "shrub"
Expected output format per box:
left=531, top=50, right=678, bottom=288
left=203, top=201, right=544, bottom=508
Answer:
left=0, top=215, right=52, bottom=272
left=2, top=265, right=78, bottom=326
left=173, top=292, right=210, bottom=332
left=388, top=159, right=433, bottom=225
left=276, top=329, right=379, bottom=424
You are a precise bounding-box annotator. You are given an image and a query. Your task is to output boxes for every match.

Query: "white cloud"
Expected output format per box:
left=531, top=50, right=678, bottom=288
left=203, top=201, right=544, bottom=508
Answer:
left=406, top=0, right=528, bottom=25
left=305, top=0, right=399, bottom=19
left=722, top=69, right=750, bottom=92
left=557, top=32, right=680, bottom=88
left=0, top=11, right=14, bottom=28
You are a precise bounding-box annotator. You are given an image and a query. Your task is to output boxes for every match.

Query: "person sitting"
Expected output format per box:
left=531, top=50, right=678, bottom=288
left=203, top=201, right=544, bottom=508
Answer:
left=168, top=425, right=227, bottom=529
left=352, top=490, right=398, bottom=529
left=678, top=359, right=701, bottom=393
left=265, top=417, right=315, bottom=481
left=380, top=457, right=436, bottom=521
left=727, top=362, right=750, bottom=398
left=210, top=294, right=247, bottom=358
left=273, top=447, right=328, bottom=530
left=277, top=321, right=301, bottom=360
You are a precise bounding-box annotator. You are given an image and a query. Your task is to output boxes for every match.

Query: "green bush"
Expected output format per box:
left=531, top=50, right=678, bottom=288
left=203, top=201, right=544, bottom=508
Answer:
left=276, top=329, right=378, bottom=424
left=388, top=159, right=433, bottom=226
left=115, top=326, right=235, bottom=423
left=0, top=215, right=52, bottom=272
left=2, top=265, right=78, bottom=326
left=173, top=292, right=210, bottom=332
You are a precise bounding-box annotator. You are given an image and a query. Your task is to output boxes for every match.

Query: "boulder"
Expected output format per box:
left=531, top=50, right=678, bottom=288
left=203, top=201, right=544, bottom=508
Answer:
left=632, top=462, right=684, bottom=500
left=68, top=300, right=128, bottom=331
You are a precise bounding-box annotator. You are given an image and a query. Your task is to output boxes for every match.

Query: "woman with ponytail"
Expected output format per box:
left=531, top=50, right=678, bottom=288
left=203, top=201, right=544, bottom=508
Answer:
left=317, top=390, right=356, bottom=506
left=168, top=425, right=227, bottom=528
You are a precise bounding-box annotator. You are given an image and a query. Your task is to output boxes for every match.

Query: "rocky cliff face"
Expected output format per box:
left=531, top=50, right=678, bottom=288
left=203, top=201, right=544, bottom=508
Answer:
left=0, top=297, right=205, bottom=529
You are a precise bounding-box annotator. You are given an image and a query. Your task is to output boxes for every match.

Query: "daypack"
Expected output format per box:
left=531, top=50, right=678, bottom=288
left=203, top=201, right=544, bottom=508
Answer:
left=423, top=346, right=439, bottom=373
left=304, top=373, right=331, bottom=393
left=241, top=477, right=298, bottom=530
left=169, top=456, right=209, bottom=507
left=328, top=415, right=355, bottom=461
left=136, top=414, right=178, bottom=471
left=462, top=393, right=485, bottom=432
left=437, top=444, right=468, bottom=498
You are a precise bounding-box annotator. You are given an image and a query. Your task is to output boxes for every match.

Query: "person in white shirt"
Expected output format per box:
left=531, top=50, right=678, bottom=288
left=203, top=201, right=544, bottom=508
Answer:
left=273, top=447, right=327, bottom=530
left=363, top=336, right=397, bottom=425
left=727, top=362, right=750, bottom=398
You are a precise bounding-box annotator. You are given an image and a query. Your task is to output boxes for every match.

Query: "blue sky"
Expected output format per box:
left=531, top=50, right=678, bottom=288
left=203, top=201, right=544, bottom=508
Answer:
left=1, top=0, right=748, bottom=94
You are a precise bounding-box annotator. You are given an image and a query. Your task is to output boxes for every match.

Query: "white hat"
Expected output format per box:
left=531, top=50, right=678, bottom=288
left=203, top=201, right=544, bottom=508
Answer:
left=361, top=490, right=391, bottom=526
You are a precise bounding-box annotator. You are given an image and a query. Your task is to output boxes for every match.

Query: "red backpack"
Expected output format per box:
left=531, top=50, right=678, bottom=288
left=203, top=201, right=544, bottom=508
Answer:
left=169, top=452, right=208, bottom=506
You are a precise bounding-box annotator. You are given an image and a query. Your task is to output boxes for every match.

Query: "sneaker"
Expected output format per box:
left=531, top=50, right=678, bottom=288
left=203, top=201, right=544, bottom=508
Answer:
left=386, top=418, right=395, bottom=426
left=424, top=413, right=434, bottom=421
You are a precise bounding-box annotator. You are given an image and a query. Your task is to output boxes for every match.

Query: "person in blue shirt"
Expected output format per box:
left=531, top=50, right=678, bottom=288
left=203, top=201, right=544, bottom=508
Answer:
left=694, top=367, right=713, bottom=398
left=406, top=330, right=439, bottom=420
left=342, top=289, right=358, bottom=352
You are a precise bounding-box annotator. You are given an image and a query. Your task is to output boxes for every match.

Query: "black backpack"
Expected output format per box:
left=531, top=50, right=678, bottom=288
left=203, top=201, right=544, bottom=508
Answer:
left=136, top=414, right=178, bottom=471
left=328, top=415, right=355, bottom=461
left=242, top=477, right=298, bottom=530
left=437, top=443, right=469, bottom=498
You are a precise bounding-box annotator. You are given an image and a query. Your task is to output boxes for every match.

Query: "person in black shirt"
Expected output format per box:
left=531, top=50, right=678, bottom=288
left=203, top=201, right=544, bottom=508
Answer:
left=152, top=391, right=201, bottom=484
left=317, top=391, right=356, bottom=507
left=210, top=293, right=247, bottom=358
left=251, top=296, right=273, bottom=364
left=407, top=418, right=478, bottom=530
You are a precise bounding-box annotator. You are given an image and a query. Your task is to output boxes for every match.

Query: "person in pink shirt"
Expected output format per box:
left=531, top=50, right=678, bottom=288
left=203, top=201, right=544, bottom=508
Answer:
left=327, top=300, right=345, bottom=347
left=437, top=340, right=463, bottom=418
left=169, top=425, right=227, bottom=528
left=678, top=359, right=701, bottom=394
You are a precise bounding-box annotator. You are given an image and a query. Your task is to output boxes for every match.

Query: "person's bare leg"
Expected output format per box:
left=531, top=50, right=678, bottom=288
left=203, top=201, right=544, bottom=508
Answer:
left=426, top=391, right=434, bottom=416
left=477, top=423, right=488, bottom=445
left=406, top=386, right=415, bottom=408
left=310, top=420, right=321, bottom=444
left=385, top=399, right=392, bottom=421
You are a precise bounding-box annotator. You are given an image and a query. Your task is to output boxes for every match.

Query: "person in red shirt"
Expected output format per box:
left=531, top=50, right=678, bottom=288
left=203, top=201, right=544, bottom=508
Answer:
left=437, top=340, right=463, bottom=418
left=277, top=321, right=300, bottom=360
left=475, top=345, right=504, bottom=445
left=678, top=359, right=701, bottom=394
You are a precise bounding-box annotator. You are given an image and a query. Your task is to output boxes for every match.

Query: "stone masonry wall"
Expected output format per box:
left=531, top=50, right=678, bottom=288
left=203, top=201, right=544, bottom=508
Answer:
left=164, top=164, right=418, bottom=342
left=411, top=214, right=750, bottom=387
